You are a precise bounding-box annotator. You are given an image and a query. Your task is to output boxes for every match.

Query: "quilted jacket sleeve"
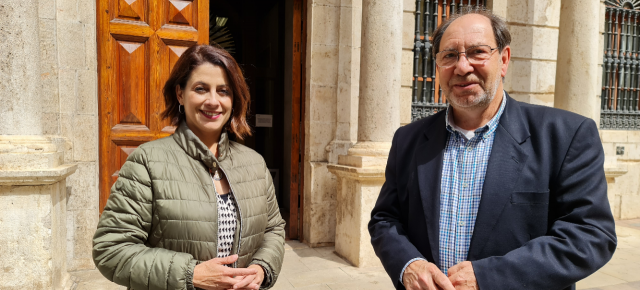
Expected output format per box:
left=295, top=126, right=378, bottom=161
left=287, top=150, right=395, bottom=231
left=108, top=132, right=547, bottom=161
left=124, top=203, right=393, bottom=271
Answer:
left=92, top=148, right=198, bottom=290
left=249, top=165, right=286, bottom=289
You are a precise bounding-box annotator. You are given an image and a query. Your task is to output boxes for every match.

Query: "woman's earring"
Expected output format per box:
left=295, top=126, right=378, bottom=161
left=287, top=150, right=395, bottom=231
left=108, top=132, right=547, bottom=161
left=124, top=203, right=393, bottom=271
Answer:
left=178, top=104, right=184, bottom=114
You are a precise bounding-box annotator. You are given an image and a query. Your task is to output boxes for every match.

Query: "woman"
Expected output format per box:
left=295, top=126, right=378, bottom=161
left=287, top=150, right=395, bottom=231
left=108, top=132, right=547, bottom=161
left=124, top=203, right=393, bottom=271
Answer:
left=93, top=45, right=285, bottom=290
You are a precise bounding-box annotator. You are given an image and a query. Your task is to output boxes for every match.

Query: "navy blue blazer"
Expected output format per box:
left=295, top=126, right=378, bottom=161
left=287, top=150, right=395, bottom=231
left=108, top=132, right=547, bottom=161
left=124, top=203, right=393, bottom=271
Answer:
left=368, top=95, right=617, bottom=290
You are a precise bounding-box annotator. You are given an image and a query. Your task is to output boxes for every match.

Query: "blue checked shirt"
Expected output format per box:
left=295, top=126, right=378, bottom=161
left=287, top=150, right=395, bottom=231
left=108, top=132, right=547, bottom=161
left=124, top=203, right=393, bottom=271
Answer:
left=400, top=92, right=506, bottom=283
left=438, top=93, right=505, bottom=275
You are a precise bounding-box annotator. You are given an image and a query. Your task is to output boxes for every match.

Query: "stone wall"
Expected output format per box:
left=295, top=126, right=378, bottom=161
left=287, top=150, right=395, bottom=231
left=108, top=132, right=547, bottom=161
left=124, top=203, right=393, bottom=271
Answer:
left=494, top=0, right=561, bottom=106
left=602, top=130, right=640, bottom=220
left=0, top=181, right=68, bottom=289
left=39, top=0, right=99, bottom=271
left=303, top=0, right=363, bottom=246
left=400, top=0, right=416, bottom=125
left=303, top=0, right=341, bottom=246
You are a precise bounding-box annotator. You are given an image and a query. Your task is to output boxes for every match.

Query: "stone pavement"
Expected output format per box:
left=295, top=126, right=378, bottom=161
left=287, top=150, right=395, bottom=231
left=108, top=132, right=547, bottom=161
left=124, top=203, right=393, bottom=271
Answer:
left=578, top=219, right=640, bottom=290
left=69, top=219, right=640, bottom=290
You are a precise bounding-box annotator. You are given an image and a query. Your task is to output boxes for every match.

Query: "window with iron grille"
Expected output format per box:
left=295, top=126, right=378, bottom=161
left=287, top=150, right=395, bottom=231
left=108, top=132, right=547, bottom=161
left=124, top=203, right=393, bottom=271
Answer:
left=410, top=0, right=486, bottom=123
left=601, top=0, right=640, bottom=130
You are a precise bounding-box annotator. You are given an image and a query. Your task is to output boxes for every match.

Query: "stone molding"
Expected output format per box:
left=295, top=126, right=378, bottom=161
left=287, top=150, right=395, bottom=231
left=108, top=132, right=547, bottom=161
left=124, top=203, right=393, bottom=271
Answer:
left=346, top=141, right=391, bottom=157
left=605, top=167, right=628, bottom=181
left=0, top=163, right=78, bottom=186
left=0, top=135, right=68, bottom=153
left=327, top=163, right=385, bottom=181
left=0, top=135, right=77, bottom=185
left=0, top=135, right=72, bottom=170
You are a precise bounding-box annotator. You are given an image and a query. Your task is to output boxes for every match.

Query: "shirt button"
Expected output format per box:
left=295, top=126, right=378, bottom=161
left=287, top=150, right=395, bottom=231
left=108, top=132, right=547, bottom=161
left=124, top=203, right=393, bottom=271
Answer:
left=466, top=147, right=473, bottom=151
left=459, top=221, right=465, bottom=226
left=462, top=183, right=468, bottom=188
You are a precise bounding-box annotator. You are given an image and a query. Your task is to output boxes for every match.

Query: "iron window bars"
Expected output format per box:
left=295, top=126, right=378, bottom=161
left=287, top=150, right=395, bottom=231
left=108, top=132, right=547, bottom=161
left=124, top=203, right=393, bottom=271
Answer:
left=601, top=0, right=640, bottom=130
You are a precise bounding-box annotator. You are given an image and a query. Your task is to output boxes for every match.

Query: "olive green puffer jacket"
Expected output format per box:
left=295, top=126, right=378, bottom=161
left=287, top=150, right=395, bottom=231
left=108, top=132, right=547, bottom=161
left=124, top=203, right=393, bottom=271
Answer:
left=93, top=121, right=286, bottom=290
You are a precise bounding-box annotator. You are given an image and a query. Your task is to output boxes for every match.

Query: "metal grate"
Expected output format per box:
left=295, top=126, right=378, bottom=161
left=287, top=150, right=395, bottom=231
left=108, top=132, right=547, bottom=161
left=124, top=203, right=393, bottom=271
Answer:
left=411, top=0, right=486, bottom=122
left=601, top=0, right=640, bottom=129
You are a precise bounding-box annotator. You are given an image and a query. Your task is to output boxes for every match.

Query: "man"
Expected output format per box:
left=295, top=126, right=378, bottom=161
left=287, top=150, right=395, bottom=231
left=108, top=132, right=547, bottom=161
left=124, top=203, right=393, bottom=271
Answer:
left=368, top=7, right=617, bottom=290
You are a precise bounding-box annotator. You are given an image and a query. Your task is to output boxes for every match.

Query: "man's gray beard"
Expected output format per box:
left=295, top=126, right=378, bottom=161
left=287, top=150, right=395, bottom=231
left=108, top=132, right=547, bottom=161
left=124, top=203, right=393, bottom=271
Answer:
left=448, top=68, right=502, bottom=109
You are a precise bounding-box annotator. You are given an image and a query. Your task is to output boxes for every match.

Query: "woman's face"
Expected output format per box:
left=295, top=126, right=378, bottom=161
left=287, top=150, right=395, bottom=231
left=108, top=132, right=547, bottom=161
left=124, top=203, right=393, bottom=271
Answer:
left=177, top=63, right=233, bottom=143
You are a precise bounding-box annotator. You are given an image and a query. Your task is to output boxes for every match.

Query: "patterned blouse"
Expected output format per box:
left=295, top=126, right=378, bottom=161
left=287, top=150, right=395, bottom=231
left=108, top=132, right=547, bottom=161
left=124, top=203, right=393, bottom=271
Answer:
left=216, top=191, right=238, bottom=258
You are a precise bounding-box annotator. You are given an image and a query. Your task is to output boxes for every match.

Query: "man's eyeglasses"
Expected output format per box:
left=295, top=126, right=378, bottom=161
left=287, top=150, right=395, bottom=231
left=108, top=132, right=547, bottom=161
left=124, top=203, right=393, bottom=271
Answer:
left=435, top=45, right=498, bottom=68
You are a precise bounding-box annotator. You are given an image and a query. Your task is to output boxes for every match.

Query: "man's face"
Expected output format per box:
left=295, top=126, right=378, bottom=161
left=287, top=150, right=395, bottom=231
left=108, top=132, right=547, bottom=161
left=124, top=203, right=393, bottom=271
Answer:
left=436, top=14, right=510, bottom=109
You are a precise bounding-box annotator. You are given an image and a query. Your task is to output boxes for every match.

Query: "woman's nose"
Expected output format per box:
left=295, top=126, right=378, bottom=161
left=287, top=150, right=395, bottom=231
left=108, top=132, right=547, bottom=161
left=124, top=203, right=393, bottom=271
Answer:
left=204, top=94, right=221, bottom=106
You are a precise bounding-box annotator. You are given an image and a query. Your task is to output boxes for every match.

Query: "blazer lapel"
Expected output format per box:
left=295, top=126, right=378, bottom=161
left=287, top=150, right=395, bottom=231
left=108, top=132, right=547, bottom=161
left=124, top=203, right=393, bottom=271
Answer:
left=416, top=112, right=448, bottom=268
left=468, top=96, right=530, bottom=259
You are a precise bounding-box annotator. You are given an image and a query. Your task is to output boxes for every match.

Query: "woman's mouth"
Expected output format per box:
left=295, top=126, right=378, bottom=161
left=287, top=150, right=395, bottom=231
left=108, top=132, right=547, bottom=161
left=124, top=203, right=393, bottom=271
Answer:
left=201, top=110, right=222, bottom=120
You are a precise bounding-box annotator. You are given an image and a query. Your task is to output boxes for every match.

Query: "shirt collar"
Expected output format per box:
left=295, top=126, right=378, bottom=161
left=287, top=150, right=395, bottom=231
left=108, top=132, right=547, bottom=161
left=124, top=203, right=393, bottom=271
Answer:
left=445, top=91, right=507, bottom=140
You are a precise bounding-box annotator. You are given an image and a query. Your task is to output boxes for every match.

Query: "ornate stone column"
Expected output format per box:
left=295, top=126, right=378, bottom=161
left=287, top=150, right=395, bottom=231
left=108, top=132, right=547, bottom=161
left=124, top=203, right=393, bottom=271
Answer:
left=0, top=0, right=43, bottom=135
left=554, top=0, right=601, bottom=123
left=327, top=0, right=402, bottom=267
left=0, top=1, right=77, bottom=289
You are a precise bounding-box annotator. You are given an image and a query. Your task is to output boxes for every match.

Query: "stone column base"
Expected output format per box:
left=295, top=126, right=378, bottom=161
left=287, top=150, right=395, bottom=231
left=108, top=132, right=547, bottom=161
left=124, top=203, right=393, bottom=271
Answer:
left=0, top=135, right=77, bottom=289
left=327, top=164, right=385, bottom=268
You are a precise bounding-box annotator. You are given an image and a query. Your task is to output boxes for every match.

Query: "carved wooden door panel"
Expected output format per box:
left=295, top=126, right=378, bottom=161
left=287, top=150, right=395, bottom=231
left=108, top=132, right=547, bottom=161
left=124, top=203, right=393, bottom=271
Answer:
left=97, top=0, right=209, bottom=211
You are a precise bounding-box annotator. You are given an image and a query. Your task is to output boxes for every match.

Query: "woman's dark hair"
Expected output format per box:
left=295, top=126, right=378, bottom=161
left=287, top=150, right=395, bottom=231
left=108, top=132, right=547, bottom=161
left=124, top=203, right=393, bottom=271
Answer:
left=161, top=45, right=252, bottom=140
left=431, top=6, right=511, bottom=57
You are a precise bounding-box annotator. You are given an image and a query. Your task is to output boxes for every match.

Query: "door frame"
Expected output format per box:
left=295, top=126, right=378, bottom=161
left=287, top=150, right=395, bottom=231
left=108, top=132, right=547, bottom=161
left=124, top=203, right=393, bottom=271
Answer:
left=288, top=0, right=307, bottom=240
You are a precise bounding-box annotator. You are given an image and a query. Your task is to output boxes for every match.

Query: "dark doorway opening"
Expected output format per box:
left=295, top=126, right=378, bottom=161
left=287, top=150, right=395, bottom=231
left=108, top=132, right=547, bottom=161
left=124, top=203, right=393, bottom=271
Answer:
left=210, top=0, right=304, bottom=239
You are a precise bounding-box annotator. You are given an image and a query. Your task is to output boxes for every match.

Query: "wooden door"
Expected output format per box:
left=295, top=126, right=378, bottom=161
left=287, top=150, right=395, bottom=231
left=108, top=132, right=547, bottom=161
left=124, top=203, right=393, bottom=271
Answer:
left=97, top=0, right=209, bottom=211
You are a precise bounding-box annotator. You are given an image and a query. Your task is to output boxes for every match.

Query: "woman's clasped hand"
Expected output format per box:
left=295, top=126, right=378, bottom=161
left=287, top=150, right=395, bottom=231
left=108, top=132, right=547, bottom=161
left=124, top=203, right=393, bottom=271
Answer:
left=193, top=255, right=264, bottom=290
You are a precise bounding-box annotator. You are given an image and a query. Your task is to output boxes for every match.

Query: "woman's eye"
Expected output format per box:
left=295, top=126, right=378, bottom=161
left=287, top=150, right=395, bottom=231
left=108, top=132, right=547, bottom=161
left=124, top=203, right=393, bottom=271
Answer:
left=195, top=87, right=206, bottom=93
left=219, top=89, right=229, bottom=95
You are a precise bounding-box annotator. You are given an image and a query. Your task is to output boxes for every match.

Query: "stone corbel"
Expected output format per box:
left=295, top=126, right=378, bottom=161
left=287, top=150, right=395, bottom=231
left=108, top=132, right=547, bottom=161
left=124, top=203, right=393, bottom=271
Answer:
left=605, top=167, right=628, bottom=183
left=325, top=140, right=356, bottom=164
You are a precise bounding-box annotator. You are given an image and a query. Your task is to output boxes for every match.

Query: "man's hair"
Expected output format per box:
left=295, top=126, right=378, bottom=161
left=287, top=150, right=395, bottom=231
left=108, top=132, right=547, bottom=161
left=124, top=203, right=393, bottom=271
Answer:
left=431, top=6, right=511, bottom=57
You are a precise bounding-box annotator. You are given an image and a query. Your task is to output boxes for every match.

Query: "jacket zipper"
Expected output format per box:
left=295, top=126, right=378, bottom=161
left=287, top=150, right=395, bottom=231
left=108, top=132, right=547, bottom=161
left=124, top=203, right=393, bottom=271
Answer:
left=210, top=165, right=243, bottom=268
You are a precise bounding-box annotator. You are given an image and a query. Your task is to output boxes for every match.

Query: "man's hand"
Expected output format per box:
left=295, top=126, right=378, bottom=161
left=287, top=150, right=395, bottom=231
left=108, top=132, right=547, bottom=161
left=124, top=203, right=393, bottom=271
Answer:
left=403, top=260, right=455, bottom=290
left=232, top=264, right=264, bottom=290
left=448, top=261, right=479, bottom=290
left=193, top=255, right=258, bottom=290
